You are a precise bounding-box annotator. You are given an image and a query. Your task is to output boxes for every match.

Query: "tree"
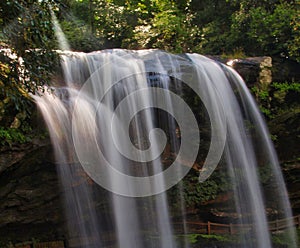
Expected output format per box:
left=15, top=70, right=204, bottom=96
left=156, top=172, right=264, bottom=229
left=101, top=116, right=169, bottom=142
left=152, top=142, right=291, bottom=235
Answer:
left=79, top=0, right=201, bottom=52
left=0, top=0, right=60, bottom=130
left=229, top=0, right=300, bottom=60
left=248, top=3, right=297, bottom=56
left=129, top=0, right=200, bottom=52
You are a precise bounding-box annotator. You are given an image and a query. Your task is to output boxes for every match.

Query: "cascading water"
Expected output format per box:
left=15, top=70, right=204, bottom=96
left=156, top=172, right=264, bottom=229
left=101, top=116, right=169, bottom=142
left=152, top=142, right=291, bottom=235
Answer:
left=32, top=49, right=298, bottom=248
left=29, top=15, right=298, bottom=247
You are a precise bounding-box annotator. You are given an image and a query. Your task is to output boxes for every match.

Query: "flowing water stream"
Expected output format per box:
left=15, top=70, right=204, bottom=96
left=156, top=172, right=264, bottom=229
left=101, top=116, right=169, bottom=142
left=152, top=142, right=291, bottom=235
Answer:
left=33, top=49, right=298, bottom=248
left=31, top=13, right=298, bottom=248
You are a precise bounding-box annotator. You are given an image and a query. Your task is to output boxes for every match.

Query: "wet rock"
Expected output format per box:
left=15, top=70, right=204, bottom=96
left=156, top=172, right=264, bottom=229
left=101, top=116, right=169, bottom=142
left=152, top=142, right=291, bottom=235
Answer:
left=228, top=56, right=272, bottom=88
left=0, top=143, right=66, bottom=243
left=268, top=109, right=300, bottom=161
left=208, top=56, right=273, bottom=88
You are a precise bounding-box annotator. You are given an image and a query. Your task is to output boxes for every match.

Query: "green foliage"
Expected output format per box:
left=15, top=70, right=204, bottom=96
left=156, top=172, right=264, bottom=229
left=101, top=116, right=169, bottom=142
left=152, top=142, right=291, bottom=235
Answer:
left=129, top=0, right=200, bottom=52
left=191, top=0, right=237, bottom=55
left=64, top=0, right=201, bottom=52
left=272, top=82, right=300, bottom=93
left=178, top=230, right=300, bottom=247
left=186, top=234, right=200, bottom=244
left=247, top=3, right=299, bottom=58
left=183, top=176, right=219, bottom=207
left=251, top=81, right=300, bottom=119
left=258, top=165, right=273, bottom=185
left=60, top=19, right=103, bottom=52
left=0, top=1, right=61, bottom=114
left=61, top=0, right=300, bottom=59
left=0, top=127, right=30, bottom=146
left=2, top=0, right=300, bottom=58
left=0, top=2, right=60, bottom=148
left=2, top=0, right=297, bottom=61
left=229, top=1, right=300, bottom=60
left=176, top=233, right=242, bottom=247
left=251, top=86, right=272, bottom=117
left=197, top=234, right=234, bottom=242
left=1, top=0, right=58, bottom=51
left=169, top=168, right=233, bottom=209
left=271, top=228, right=300, bottom=247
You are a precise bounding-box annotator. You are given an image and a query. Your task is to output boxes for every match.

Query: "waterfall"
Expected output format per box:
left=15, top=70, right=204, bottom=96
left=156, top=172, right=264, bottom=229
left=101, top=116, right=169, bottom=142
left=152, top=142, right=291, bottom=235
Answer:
left=32, top=49, right=298, bottom=248
left=50, top=9, right=70, bottom=51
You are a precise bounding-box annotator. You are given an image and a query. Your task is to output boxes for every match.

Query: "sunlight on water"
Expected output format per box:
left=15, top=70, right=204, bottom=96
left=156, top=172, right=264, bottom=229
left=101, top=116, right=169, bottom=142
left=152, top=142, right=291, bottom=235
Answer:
left=50, top=8, right=70, bottom=51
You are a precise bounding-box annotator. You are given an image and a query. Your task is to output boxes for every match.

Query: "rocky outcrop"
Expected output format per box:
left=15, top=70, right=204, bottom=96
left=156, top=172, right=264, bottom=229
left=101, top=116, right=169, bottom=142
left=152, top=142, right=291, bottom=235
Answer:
left=269, top=108, right=300, bottom=162
left=226, top=56, right=272, bottom=88
left=217, top=56, right=300, bottom=86
left=208, top=55, right=273, bottom=88
left=0, top=143, right=66, bottom=244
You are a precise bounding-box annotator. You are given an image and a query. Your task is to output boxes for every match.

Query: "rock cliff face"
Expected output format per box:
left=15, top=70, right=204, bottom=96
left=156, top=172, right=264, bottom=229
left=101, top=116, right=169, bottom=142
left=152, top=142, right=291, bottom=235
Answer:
left=0, top=143, right=66, bottom=243
left=270, top=112, right=300, bottom=213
